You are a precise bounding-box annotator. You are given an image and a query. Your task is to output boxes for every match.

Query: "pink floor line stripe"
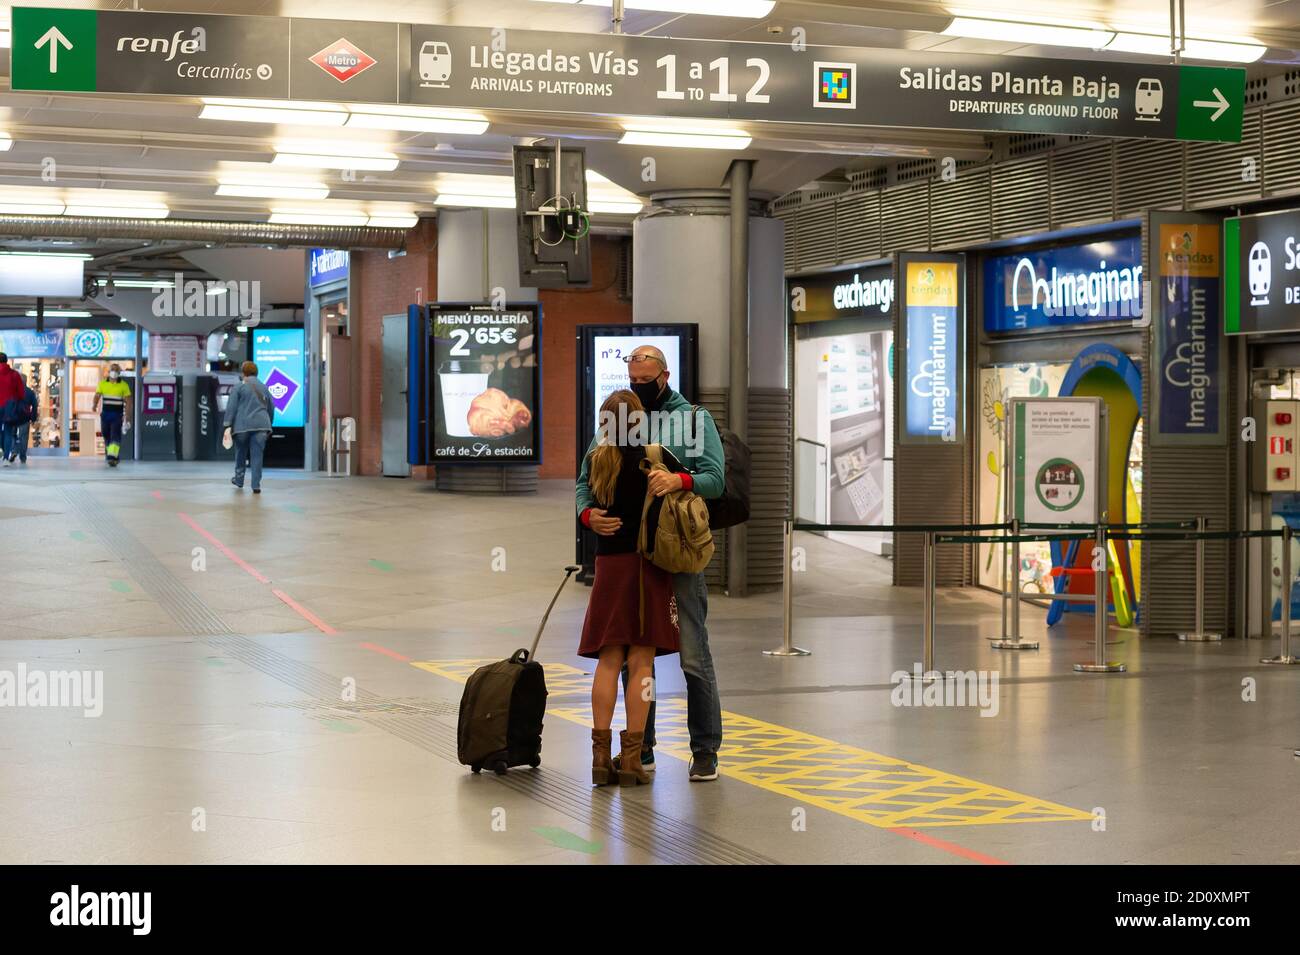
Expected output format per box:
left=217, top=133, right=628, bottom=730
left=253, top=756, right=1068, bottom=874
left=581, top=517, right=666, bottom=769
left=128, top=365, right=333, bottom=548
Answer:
left=360, top=642, right=410, bottom=662
left=151, top=490, right=163, bottom=500
left=273, top=589, right=339, bottom=636
left=889, top=828, right=1011, bottom=866
left=176, top=512, right=271, bottom=584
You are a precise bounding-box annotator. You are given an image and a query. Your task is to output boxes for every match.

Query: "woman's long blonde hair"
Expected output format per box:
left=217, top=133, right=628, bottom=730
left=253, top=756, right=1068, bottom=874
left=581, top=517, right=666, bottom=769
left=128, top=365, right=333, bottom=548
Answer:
left=590, top=389, right=645, bottom=508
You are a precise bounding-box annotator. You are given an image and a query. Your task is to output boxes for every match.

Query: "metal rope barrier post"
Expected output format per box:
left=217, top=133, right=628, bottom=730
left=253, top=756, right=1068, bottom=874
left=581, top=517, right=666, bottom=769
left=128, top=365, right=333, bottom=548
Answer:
left=991, top=518, right=1039, bottom=650
left=1075, top=520, right=1125, bottom=673
left=1177, top=516, right=1222, bottom=642
left=1262, top=522, right=1299, bottom=665
left=765, top=519, right=810, bottom=657
left=918, top=530, right=936, bottom=676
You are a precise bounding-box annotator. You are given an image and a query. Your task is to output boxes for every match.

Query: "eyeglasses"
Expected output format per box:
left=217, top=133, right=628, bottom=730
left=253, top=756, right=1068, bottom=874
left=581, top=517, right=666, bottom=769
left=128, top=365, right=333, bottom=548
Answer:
left=623, top=354, right=664, bottom=367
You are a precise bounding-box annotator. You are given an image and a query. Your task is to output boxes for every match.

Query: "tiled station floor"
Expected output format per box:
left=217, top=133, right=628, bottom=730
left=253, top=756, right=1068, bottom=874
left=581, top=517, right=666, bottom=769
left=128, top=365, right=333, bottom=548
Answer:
left=1, top=459, right=1296, bottom=864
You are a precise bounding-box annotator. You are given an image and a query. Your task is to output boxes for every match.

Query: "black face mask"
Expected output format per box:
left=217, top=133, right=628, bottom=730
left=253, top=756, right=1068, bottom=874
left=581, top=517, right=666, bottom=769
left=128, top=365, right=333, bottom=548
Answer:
left=631, top=377, right=664, bottom=409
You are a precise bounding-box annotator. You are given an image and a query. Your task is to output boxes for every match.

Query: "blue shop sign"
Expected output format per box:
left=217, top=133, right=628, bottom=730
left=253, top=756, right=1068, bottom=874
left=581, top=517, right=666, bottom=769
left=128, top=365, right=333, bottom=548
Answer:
left=984, top=236, right=1143, bottom=333
left=309, top=248, right=349, bottom=288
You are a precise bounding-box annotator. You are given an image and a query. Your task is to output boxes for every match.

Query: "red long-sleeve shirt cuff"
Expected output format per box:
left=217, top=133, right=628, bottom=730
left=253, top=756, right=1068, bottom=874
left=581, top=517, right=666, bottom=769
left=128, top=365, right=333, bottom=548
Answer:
left=580, top=507, right=593, bottom=528
left=679, top=472, right=694, bottom=492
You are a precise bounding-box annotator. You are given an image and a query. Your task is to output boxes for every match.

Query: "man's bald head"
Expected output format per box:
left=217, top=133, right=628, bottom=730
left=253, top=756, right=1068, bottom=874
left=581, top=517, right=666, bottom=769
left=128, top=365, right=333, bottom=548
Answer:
left=629, top=345, right=668, bottom=371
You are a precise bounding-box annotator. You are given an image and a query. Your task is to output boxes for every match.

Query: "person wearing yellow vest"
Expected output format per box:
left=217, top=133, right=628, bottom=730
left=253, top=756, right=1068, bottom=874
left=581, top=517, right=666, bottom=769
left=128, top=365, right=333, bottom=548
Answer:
left=93, top=364, right=132, bottom=467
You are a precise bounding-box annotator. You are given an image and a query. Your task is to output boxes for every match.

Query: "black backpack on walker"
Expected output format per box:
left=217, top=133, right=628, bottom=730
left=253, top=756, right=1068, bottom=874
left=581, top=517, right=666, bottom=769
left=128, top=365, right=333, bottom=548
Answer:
left=457, top=565, right=579, bottom=774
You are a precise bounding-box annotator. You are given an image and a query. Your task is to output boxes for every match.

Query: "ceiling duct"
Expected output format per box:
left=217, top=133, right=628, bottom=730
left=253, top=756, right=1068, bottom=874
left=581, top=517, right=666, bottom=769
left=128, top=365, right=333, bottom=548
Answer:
left=0, top=215, right=407, bottom=250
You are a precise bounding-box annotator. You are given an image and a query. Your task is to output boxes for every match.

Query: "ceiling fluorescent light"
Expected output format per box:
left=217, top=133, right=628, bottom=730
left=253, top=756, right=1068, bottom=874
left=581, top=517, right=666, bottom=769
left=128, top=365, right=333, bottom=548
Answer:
left=367, top=215, right=419, bottom=228
left=26, top=309, right=92, bottom=318
left=344, top=106, right=489, bottom=135
left=1106, top=32, right=1266, bottom=62
left=533, top=0, right=774, bottom=17
left=434, top=194, right=516, bottom=209
left=97, top=278, right=175, bottom=289
left=620, top=125, right=750, bottom=150
left=268, top=211, right=371, bottom=226
left=217, top=181, right=329, bottom=200
left=272, top=151, right=399, bottom=172
left=589, top=200, right=645, bottom=215
left=64, top=204, right=169, bottom=218
left=271, top=144, right=397, bottom=174
left=0, top=29, right=11, bottom=50
left=943, top=16, right=1113, bottom=49
left=200, top=98, right=348, bottom=126
left=0, top=134, right=12, bottom=151
left=431, top=173, right=515, bottom=197
left=0, top=251, right=91, bottom=259
left=0, top=201, right=65, bottom=215
left=207, top=285, right=229, bottom=296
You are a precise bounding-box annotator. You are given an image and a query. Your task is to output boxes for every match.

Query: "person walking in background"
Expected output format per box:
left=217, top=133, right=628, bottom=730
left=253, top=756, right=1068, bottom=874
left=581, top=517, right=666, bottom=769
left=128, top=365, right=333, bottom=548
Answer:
left=223, top=361, right=275, bottom=495
left=12, top=382, right=38, bottom=464
left=92, top=363, right=131, bottom=467
left=0, top=353, right=28, bottom=468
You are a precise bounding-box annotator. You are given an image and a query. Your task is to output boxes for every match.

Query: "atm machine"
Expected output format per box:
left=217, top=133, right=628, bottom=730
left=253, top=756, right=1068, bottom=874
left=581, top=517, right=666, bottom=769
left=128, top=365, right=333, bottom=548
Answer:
left=140, top=376, right=180, bottom=460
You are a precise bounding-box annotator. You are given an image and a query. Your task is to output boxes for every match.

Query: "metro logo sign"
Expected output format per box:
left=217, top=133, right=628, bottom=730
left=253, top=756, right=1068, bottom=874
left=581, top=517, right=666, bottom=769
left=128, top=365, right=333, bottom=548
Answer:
left=309, top=38, right=376, bottom=83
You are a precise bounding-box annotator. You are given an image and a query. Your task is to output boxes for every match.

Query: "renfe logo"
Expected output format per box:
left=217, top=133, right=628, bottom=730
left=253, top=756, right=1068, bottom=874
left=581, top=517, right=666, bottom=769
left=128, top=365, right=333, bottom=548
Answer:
left=310, top=39, right=377, bottom=83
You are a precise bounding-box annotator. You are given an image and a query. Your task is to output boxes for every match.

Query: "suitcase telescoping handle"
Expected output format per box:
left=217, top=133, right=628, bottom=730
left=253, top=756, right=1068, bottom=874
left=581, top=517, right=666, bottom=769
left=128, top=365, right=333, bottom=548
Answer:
left=517, top=565, right=581, bottom=664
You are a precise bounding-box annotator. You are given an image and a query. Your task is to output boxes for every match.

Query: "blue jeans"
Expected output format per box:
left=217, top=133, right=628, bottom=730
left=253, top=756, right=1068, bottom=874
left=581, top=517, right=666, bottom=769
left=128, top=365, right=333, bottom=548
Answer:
left=0, top=421, right=13, bottom=460
left=14, top=421, right=29, bottom=461
left=232, top=431, right=268, bottom=490
left=621, top=571, right=723, bottom=757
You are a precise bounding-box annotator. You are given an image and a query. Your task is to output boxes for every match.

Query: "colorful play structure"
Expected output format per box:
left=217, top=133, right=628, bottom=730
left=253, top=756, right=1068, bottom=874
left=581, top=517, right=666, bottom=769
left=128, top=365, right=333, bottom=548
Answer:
left=1046, top=343, right=1144, bottom=629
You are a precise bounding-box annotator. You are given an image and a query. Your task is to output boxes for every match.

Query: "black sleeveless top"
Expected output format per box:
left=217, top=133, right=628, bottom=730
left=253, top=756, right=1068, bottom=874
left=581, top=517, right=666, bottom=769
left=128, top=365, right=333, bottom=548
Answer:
left=590, top=445, right=684, bottom=556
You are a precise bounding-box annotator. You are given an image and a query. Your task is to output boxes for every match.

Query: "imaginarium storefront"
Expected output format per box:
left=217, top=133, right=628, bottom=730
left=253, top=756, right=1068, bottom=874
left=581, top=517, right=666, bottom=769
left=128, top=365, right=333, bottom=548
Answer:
left=790, top=261, right=895, bottom=555
left=976, top=229, right=1146, bottom=626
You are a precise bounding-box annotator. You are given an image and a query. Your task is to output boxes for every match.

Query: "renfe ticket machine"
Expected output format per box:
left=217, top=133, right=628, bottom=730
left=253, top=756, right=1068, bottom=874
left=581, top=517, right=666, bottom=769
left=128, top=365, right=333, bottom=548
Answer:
left=140, top=377, right=179, bottom=461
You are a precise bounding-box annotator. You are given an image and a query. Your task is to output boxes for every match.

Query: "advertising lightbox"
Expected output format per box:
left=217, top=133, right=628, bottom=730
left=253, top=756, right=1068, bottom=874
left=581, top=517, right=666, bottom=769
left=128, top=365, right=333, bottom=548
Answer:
left=1225, top=209, right=1300, bottom=336
left=900, top=254, right=964, bottom=443
left=251, top=328, right=307, bottom=428
left=429, top=303, right=540, bottom=465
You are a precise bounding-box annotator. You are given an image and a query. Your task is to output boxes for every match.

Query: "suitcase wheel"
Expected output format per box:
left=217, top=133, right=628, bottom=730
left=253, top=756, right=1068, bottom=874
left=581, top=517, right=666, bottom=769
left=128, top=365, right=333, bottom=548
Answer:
left=490, top=758, right=509, bottom=775
left=470, top=763, right=482, bottom=774
left=528, top=757, right=541, bottom=769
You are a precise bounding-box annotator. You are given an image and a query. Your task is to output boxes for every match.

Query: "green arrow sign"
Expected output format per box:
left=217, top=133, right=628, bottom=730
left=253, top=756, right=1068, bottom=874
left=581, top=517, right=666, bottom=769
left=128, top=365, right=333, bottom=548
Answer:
left=1176, top=65, right=1247, bottom=142
left=11, top=7, right=97, bottom=92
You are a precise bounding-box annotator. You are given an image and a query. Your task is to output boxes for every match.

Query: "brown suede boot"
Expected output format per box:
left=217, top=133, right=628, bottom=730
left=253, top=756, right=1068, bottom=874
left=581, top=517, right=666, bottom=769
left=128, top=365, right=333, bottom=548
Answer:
left=617, top=730, right=650, bottom=786
left=591, top=728, right=616, bottom=787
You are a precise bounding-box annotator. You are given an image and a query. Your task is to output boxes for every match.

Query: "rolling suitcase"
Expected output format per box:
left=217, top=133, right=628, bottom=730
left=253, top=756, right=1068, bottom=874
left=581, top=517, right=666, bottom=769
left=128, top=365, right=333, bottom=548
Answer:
left=458, top=565, right=580, bottom=775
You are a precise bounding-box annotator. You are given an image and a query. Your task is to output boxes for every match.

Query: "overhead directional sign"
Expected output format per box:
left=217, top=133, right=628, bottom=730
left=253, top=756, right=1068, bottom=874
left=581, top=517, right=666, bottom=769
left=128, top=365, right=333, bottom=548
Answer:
left=10, top=7, right=1246, bottom=143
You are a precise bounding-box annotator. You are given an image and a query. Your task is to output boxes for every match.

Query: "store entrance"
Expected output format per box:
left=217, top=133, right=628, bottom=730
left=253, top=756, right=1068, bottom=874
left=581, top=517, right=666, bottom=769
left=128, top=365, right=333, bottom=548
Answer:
left=11, top=357, right=65, bottom=456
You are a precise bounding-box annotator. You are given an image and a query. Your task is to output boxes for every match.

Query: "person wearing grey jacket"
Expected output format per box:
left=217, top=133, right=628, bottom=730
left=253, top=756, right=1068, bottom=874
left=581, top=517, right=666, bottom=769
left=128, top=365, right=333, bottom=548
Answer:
left=223, top=361, right=275, bottom=494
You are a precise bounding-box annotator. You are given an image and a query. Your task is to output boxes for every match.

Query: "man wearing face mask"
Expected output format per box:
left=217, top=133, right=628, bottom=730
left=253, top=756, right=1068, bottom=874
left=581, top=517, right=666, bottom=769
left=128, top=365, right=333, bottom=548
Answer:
left=575, top=345, right=727, bottom=781
left=92, top=363, right=131, bottom=468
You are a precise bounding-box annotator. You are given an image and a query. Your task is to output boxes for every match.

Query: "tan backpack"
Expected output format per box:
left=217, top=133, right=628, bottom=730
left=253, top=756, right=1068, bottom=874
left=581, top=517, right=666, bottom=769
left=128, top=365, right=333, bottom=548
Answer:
left=637, top=445, right=715, bottom=575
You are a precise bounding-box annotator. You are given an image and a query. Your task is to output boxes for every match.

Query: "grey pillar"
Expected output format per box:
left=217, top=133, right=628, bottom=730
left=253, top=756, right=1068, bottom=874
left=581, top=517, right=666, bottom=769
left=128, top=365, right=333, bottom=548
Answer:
left=134, top=324, right=143, bottom=460
left=728, top=160, right=752, bottom=598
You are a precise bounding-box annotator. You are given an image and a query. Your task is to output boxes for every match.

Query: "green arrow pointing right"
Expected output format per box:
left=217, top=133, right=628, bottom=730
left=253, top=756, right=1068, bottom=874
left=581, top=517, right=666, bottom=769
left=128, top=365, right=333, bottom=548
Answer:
left=1176, top=65, right=1246, bottom=143
left=11, top=7, right=97, bottom=92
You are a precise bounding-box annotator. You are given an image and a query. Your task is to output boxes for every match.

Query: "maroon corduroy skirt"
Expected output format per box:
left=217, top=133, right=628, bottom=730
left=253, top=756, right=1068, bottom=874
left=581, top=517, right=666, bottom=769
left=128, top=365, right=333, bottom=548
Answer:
left=578, top=553, right=680, bottom=658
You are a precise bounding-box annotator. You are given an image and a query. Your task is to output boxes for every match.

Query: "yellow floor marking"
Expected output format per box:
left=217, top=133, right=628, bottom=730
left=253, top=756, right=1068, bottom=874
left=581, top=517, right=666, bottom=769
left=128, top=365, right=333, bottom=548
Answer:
left=413, top=658, right=1091, bottom=830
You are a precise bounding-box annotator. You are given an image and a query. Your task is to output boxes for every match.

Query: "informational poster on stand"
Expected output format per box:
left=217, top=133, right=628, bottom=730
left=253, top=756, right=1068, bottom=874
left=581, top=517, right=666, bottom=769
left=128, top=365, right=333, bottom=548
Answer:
left=590, top=334, right=680, bottom=432
left=251, top=328, right=306, bottom=428
left=1012, top=397, right=1102, bottom=524
left=429, top=303, right=540, bottom=465
left=148, top=334, right=205, bottom=374
left=899, top=253, right=964, bottom=444
left=1150, top=214, right=1224, bottom=446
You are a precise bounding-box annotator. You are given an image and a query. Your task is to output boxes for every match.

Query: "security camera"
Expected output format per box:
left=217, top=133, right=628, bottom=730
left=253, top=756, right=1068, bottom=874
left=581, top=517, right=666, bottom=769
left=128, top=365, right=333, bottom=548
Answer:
left=104, top=276, right=116, bottom=298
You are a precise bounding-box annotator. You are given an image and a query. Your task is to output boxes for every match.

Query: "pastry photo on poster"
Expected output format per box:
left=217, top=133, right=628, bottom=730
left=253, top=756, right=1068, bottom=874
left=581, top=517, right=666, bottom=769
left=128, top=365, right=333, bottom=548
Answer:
left=429, top=304, right=540, bottom=463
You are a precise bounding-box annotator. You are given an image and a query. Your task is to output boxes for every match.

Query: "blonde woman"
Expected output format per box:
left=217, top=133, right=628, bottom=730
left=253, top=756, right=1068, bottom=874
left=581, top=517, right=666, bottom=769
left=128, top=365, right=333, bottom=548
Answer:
left=578, top=390, right=684, bottom=787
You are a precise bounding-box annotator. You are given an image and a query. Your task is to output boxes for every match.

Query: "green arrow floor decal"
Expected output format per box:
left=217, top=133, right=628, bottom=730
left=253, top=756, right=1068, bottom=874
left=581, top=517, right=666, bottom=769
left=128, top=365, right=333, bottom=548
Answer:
left=369, top=559, right=393, bottom=572
left=109, top=580, right=131, bottom=594
left=532, top=827, right=602, bottom=854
